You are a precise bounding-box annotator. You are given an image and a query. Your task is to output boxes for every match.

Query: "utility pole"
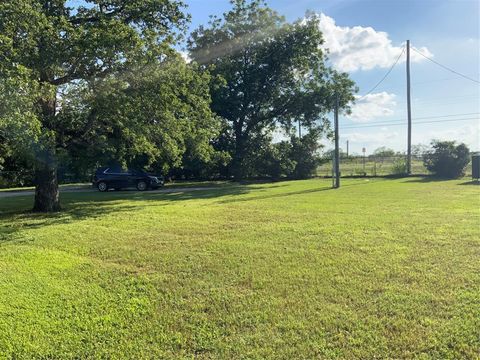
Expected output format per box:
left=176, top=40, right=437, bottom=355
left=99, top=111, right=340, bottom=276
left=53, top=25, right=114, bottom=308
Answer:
left=346, top=140, right=349, bottom=158
left=406, top=40, right=412, bottom=175
left=334, top=95, right=340, bottom=188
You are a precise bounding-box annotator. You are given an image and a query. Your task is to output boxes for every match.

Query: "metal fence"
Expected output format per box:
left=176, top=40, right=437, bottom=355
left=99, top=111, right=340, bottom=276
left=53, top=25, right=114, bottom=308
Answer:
left=317, top=155, right=473, bottom=177
left=0, top=168, right=91, bottom=189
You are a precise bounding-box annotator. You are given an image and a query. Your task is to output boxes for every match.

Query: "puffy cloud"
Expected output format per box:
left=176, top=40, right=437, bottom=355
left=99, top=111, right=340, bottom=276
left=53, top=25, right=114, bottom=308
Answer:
left=318, top=13, right=433, bottom=72
left=347, top=92, right=397, bottom=122
left=414, top=123, right=480, bottom=150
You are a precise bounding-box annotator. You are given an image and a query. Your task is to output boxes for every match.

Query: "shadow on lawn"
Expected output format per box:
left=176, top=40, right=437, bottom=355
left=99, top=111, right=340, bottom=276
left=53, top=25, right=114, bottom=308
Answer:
left=458, top=180, right=480, bottom=186
left=217, top=180, right=377, bottom=204
left=0, top=180, right=349, bottom=242
left=405, top=176, right=478, bottom=184
left=404, top=176, right=455, bottom=183
left=0, top=184, right=258, bottom=242
left=218, top=186, right=333, bottom=203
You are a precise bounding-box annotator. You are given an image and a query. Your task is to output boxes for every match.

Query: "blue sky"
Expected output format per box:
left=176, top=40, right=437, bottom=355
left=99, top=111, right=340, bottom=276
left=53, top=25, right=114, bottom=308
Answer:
left=183, top=0, right=479, bottom=154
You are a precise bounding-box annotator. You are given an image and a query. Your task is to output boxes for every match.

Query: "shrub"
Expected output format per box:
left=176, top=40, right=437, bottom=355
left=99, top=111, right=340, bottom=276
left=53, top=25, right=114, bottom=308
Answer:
left=423, top=141, right=470, bottom=178
left=290, top=130, right=323, bottom=179
left=392, top=157, right=407, bottom=175
left=244, top=140, right=296, bottom=180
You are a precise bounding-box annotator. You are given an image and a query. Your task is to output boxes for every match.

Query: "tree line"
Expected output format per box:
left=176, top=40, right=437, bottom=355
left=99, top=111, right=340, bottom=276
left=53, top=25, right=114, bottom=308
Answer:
left=0, top=0, right=356, bottom=211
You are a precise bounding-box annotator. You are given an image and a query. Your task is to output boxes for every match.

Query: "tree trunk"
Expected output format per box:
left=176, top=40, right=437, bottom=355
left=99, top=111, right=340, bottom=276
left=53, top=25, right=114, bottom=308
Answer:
left=33, top=86, right=61, bottom=212
left=232, top=134, right=246, bottom=181
left=33, top=159, right=61, bottom=212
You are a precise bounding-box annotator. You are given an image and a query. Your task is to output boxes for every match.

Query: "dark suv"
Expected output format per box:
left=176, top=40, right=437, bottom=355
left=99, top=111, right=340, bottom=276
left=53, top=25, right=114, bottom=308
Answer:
left=93, top=167, right=164, bottom=192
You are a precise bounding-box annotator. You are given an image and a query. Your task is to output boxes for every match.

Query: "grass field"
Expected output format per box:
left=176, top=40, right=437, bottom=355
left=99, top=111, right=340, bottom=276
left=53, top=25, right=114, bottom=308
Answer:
left=317, top=157, right=473, bottom=177
left=0, top=178, right=479, bottom=358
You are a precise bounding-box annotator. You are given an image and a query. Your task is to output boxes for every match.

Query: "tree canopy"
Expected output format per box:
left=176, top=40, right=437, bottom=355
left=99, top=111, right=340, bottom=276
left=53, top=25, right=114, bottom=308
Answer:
left=1, top=0, right=359, bottom=210
left=0, top=0, right=191, bottom=211
left=423, top=140, right=470, bottom=178
left=188, top=0, right=356, bottom=179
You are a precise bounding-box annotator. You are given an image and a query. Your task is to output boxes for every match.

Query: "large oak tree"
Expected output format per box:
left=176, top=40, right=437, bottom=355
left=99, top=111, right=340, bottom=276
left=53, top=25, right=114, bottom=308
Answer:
left=59, top=59, right=222, bottom=178
left=0, top=0, right=188, bottom=211
left=188, top=0, right=356, bottom=179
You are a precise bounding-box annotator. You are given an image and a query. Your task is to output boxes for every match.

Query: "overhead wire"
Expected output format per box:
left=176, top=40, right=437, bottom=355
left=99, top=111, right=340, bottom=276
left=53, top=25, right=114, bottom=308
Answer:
left=356, top=46, right=406, bottom=101
left=335, top=43, right=479, bottom=148
left=340, top=116, right=479, bottom=130
left=411, top=46, right=480, bottom=84
left=343, top=112, right=480, bottom=127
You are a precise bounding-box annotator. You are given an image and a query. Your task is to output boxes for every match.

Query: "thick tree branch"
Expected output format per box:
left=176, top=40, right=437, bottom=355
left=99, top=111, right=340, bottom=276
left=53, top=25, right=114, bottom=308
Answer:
left=69, top=6, right=126, bottom=25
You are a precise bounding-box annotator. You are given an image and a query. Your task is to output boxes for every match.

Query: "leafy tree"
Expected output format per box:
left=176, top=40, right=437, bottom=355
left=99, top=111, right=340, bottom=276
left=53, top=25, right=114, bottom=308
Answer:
left=59, top=59, right=221, bottom=178
left=372, top=146, right=396, bottom=158
left=423, top=140, right=470, bottom=178
left=242, top=135, right=295, bottom=180
left=290, top=129, right=323, bottom=179
left=412, top=144, right=428, bottom=157
left=238, top=127, right=322, bottom=180
left=323, top=148, right=347, bottom=159
left=391, top=158, right=407, bottom=175
left=188, top=0, right=356, bottom=180
left=0, top=0, right=188, bottom=211
left=0, top=73, right=40, bottom=187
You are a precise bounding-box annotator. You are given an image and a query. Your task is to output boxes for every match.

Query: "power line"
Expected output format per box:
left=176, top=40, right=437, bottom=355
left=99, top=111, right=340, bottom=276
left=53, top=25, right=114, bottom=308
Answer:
left=344, top=112, right=479, bottom=126
left=340, top=116, right=479, bottom=129
left=412, top=77, right=466, bottom=85
left=413, top=94, right=479, bottom=103
left=361, top=77, right=475, bottom=93
left=413, top=98, right=480, bottom=108
left=356, top=46, right=406, bottom=101
left=411, top=47, right=480, bottom=84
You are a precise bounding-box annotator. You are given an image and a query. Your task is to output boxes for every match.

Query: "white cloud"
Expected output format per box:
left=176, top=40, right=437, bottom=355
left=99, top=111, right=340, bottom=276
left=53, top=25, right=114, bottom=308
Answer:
left=414, top=123, right=480, bottom=151
left=343, top=129, right=399, bottom=144
left=347, top=92, right=397, bottom=122
left=318, top=13, right=433, bottom=72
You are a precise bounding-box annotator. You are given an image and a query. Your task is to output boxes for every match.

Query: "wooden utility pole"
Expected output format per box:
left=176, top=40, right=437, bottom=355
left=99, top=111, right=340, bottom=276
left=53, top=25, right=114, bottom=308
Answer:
left=346, top=140, right=349, bottom=158
left=406, top=40, right=412, bottom=174
left=334, top=95, right=340, bottom=188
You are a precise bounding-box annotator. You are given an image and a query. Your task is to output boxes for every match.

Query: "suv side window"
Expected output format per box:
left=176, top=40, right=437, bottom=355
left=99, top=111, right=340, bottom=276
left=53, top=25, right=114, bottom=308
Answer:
left=105, top=167, right=129, bottom=175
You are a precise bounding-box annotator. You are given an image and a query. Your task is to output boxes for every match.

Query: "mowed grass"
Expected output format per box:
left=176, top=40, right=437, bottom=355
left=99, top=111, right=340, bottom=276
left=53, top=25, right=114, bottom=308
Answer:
left=0, top=178, right=478, bottom=359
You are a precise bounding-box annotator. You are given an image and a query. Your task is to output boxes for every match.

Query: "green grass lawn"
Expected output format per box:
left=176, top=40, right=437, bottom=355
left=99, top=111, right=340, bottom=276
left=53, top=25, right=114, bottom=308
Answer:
left=0, top=178, right=478, bottom=359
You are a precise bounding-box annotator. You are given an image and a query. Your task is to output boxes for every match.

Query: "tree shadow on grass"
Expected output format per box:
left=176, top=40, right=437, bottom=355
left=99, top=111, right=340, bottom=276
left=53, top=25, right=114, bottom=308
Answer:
left=218, top=186, right=333, bottom=204
left=405, top=176, right=478, bottom=184
left=458, top=180, right=480, bottom=186
left=0, top=185, right=257, bottom=243
left=0, top=181, right=343, bottom=242
left=404, top=176, right=455, bottom=183
left=216, top=180, right=377, bottom=204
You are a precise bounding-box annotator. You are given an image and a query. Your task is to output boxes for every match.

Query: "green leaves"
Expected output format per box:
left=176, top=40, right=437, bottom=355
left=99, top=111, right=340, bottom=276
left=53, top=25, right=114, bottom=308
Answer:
left=55, top=57, right=220, bottom=175
left=0, top=0, right=188, bottom=84
left=423, top=141, right=471, bottom=178
left=188, top=0, right=356, bottom=178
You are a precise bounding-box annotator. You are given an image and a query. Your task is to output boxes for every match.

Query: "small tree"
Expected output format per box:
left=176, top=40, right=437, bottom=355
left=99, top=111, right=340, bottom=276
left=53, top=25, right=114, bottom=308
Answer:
left=290, top=129, right=323, bottom=179
left=373, top=146, right=395, bottom=158
left=412, top=144, right=428, bottom=157
left=423, top=140, right=470, bottom=178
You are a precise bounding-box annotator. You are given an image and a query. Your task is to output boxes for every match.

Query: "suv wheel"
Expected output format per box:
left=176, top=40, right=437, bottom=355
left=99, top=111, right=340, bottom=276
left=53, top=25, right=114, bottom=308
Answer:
left=97, top=181, right=108, bottom=192
left=137, top=181, right=147, bottom=191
